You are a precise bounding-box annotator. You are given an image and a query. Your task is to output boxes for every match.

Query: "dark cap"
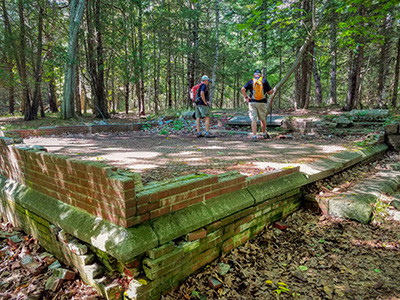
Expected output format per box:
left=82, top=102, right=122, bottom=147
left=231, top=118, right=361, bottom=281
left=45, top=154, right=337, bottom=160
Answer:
left=254, top=69, right=262, bottom=75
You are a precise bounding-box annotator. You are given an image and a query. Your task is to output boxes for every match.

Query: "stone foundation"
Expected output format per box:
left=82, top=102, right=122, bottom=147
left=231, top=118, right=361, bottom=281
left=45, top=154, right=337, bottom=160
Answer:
left=0, top=138, right=389, bottom=299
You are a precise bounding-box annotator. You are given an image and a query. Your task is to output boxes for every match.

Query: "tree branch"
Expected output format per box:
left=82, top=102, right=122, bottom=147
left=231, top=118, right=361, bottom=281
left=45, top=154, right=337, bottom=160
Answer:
left=270, top=0, right=331, bottom=104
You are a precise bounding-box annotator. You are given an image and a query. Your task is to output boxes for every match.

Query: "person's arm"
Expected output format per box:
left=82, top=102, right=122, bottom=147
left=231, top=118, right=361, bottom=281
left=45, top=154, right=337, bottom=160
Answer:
left=264, top=79, right=274, bottom=95
left=241, top=87, right=250, bottom=102
left=200, top=91, right=209, bottom=106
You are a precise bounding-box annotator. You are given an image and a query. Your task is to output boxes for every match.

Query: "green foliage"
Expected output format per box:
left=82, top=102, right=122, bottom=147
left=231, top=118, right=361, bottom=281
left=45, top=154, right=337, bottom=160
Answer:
left=1, top=0, right=400, bottom=117
left=371, top=196, right=390, bottom=225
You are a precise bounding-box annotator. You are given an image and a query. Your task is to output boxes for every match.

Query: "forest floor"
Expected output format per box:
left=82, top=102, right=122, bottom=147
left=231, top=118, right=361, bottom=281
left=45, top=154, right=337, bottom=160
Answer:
left=1, top=108, right=400, bottom=299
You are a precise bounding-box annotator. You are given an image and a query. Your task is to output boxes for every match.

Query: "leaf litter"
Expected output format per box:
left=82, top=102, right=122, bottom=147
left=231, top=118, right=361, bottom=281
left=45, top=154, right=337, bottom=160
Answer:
left=164, top=209, right=400, bottom=300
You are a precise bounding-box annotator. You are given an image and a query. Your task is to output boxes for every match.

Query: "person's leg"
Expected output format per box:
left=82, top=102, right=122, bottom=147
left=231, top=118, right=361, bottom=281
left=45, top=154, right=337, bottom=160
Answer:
left=195, top=106, right=203, bottom=137
left=196, top=118, right=201, bottom=132
left=205, top=117, right=210, bottom=132
left=260, top=120, right=266, bottom=134
left=249, top=103, right=258, bottom=141
left=251, top=120, right=257, bottom=136
left=257, top=103, right=270, bottom=139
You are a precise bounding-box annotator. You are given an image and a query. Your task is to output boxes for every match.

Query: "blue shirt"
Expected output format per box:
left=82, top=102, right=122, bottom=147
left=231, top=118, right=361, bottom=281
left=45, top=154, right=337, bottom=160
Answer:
left=243, top=78, right=272, bottom=103
left=196, top=83, right=209, bottom=106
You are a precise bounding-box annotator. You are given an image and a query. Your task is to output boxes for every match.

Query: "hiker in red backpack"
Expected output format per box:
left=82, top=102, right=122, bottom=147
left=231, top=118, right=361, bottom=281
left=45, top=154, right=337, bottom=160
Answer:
left=194, top=75, right=214, bottom=138
left=241, top=69, right=275, bottom=142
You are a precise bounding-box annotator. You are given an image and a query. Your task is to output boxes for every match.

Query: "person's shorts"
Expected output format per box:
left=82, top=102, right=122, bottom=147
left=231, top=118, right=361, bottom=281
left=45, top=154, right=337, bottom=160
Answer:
left=195, top=105, right=210, bottom=119
left=249, top=101, right=269, bottom=121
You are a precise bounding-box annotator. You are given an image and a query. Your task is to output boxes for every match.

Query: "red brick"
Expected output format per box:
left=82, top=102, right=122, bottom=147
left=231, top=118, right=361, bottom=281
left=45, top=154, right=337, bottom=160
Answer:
left=137, top=194, right=151, bottom=205
left=196, top=186, right=212, bottom=196
left=138, top=202, right=160, bottom=214
left=150, top=206, right=171, bottom=219
left=218, top=183, right=246, bottom=196
left=151, top=190, right=171, bottom=202
left=188, top=196, right=204, bottom=206
left=76, top=200, right=95, bottom=214
left=172, top=201, right=188, bottom=212
left=204, top=191, right=220, bottom=201
left=185, top=228, right=207, bottom=242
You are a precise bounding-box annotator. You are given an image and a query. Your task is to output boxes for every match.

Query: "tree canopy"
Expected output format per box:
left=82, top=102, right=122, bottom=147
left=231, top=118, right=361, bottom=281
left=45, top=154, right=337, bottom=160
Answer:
left=0, top=0, right=399, bottom=119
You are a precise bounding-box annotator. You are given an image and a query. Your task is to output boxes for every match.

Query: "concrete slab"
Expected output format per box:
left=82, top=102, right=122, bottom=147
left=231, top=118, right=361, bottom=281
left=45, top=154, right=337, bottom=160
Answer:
left=227, top=115, right=286, bottom=126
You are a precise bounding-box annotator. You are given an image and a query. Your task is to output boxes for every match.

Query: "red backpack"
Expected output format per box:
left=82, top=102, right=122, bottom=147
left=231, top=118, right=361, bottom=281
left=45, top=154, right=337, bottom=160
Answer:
left=190, top=82, right=205, bottom=104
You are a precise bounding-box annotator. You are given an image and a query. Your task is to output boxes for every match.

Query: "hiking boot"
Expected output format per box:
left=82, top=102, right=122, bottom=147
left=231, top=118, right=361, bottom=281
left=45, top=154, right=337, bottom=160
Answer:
left=205, top=132, right=215, bottom=138
left=251, top=136, right=258, bottom=142
left=196, top=132, right=204, bottom=138
left=263, top=133, right=271, bottom=139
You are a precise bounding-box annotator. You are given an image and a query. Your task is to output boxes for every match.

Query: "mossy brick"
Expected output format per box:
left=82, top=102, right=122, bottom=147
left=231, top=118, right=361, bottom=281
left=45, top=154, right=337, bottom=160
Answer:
left=151, top=202, right=213, bottom=244
left=180, top=240, right=200, bottom=253
left=302, top=158, right=344, bottom=183
left=142, top=173, right=216, bottom=195
left=143, top=247, right=185, bottom=270
left=25, top=210, right=50, bottom=227
left=204, top=188, right=254, bottom=222
left=218, top=206, right=256, bottom=228
left=330, top=151, right=362, bottom=167
left=0, top=177, right=158, bottom=263
left=246, top=166, right=300, bottom=186
left=248, top=172, right=307, bottom=204
left=184, top=228, right=207, bottom=242
left=236, top=217, right=264, bottom=234
left=147, top=242, right=175, bottom=260
left=205, top=220, right=222, bottom=233
left=143, top=258, right=183, bottom=280
left=357, top=144, right=388, bottom=160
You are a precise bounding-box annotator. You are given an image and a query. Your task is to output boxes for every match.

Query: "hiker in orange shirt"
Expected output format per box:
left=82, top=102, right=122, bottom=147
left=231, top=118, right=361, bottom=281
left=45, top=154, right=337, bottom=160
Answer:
left=241, top=69, right=275, bottom=142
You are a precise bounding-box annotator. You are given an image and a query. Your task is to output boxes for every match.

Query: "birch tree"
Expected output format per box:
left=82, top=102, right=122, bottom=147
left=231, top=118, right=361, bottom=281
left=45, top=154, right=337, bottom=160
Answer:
left=62, top=0, right=85, bottom=119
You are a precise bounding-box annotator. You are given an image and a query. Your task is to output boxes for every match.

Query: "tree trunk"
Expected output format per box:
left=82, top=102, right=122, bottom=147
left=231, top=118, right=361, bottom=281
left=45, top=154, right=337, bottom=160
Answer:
left=392, top=37, right=400, bottom=108
left=18, top=0, right=32, bottom=120
left=31, top=2, right=44, bottom=120
left=135, top=82, right=140, bottom=114
left=167, top=50, right=172, bottom=108
left=62, top=0, right=85, bottom=119
left=219, top=54, right=225, bottom=108
left=124, top=81, right=129, bottom=114
left=278, top=48, right=282, bottom=109
left=313, top=44, right=322, bottom=106
left=86, top=0, right=108, bottom=119
left=155, top=37, right=161, bottom=113
left=345, top=44, right=364, bottom=111
left=49, top=77, right=58, bottom=112
left=329, top=14, right=337, bottom=105
left=94, top=0, right=107, bottom=118
left=174, top=58, right=177, bottom=109
left=75, top=62, right=82, bottom=116
left=194, top=2, right=200, bottom=80
left=138, top=2, right=145, bottom=116
left=377, top=15, right=389, bottom=108
left=2, top=0, right=19, bottom=115
left=210, top=0, right=220, bottom=108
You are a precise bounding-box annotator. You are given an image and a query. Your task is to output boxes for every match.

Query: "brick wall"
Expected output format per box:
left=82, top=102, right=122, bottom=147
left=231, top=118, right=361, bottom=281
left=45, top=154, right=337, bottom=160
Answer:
left=0, top=140, right=136, bottom=228
left=0, top=139, right=300, bottom=229
left=133, top=187, right=302, bottom=299
left=135, top=167, right=299, bottom=225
